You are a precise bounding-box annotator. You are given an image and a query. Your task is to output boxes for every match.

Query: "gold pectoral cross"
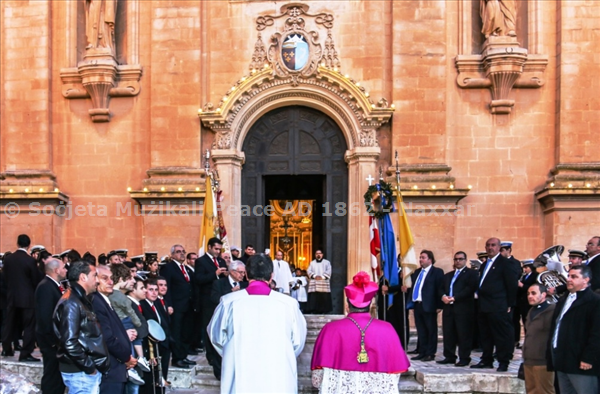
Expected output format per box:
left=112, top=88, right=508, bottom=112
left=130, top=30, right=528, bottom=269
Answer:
left=357, top=333, right=369, bottom=363
left=347, top=316, right=374, bottom=364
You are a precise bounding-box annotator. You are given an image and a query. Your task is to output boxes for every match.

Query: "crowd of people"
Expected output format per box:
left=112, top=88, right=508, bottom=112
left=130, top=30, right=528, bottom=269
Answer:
left=0, top=234, right=357, bottom=394
left=380, top=237, right=600, bottom=394
left=1, top=233, right=599, bottom=394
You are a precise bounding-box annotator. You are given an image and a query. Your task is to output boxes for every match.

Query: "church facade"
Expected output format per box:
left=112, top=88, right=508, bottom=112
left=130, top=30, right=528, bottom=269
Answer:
left=1, top=0, right=599, bottom=290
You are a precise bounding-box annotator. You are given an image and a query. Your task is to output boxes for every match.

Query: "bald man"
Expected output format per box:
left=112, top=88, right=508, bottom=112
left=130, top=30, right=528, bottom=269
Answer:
left=35, top=258, right=68, bottom=394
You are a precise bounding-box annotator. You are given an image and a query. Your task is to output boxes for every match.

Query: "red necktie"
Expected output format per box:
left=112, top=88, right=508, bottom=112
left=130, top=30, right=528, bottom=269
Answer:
left=138, top=304, right=142, bottom=313
left=59, top=285, right=64, bottom=293
left=151, top=304, right=157, bottom=314
left=160, top=299, right=165, bottom=308
left=213, top=257, right=219, bottom=269
left=180, top=264, right=190, bottom=282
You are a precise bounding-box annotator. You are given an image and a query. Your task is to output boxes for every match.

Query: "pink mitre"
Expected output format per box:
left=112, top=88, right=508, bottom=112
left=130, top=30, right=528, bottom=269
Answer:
left=344, top=271, right=378, bottom=308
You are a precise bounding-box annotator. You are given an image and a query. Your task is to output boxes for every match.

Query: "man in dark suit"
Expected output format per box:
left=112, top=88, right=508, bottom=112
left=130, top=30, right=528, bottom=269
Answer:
left=471, top=238, right=519, bottom=372
left=584, top=236, right=600, bottom=292
left=208, top=260, right=248, bottom=380
left=548, top=265, right=600, bottom=393
left=195, top=237, right=227, bottom=367
left=513, top=259, right=538, bottom=348
left=92, top=265, right=138, bottom=394
left=1, top=234, right=40, bottom=361
left=500, top=241, right=524, bottom=348
left=185, top=252, right=203, bottom=354
left=409, top=249, right=444, bottom=362
left=35, top=258, right=67, bottom=393
left=159, top=245, right=196, bottom=369
left=141, top=278, right=171, bottom=384
left=438, top=251, right=479, bottom=366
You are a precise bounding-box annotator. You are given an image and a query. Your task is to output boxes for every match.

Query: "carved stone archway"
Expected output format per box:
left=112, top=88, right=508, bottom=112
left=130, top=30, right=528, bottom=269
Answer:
left=199, top=66, right=392, bottom=279
left=198, top=3, right=394, bottom=280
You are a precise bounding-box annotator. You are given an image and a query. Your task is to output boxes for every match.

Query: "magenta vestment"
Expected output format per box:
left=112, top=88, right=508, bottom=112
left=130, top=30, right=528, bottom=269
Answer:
left=311, top=312, right=410, bottom=373
left=245, top=280, right=271, bottom=295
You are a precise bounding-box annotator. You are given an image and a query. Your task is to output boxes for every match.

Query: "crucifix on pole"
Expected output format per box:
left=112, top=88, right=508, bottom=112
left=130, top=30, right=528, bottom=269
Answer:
left=365, top=174, right=375, bottom=186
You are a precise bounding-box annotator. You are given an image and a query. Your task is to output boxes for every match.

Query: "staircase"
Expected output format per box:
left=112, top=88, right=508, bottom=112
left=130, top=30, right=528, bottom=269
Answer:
left=187, top=314, right=424, bottom=393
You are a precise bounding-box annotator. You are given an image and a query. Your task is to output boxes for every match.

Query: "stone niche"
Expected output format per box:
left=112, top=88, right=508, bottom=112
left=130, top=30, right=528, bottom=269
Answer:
left=59, top=0, right=142, bottom=122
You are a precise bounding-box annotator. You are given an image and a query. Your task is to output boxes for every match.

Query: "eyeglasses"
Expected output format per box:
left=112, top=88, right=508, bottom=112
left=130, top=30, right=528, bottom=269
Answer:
left=233, top=270, right=246, bottom=275
left=453, top=258, right=466, bottom=261
left=174, top=250, right=185, bottom=254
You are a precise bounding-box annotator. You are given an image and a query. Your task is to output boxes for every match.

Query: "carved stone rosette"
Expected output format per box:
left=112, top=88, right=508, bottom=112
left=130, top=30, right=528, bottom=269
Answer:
left=60, top=49, right=142, bottom=122
left=455, top=37, right=547, bottom=114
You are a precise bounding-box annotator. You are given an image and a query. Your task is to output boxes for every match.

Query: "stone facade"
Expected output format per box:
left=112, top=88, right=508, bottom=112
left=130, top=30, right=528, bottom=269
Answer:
left=1, top=0, right=599, bottom=276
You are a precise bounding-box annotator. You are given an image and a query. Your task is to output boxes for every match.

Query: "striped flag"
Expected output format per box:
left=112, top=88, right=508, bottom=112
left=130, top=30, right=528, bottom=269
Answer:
left=215, top=189, right=230, bottom=253
left=369, top=216, right=381, bottom=276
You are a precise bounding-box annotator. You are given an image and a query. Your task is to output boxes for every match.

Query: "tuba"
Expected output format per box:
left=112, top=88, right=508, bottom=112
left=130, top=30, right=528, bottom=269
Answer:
left=534, top=245, right=568, bottom=303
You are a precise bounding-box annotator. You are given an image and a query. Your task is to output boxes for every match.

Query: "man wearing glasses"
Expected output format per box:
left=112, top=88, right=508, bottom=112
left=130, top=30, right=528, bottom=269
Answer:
left=209, top=260, right=248, bottom=380
left=438, top=251, right=479, bottom=366
left=159, top=245, right=196, bottom=369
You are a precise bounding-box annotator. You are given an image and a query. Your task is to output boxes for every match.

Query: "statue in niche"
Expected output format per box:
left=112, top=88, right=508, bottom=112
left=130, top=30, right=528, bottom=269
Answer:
left=85, top=0, right=118, bottom=53
left=480, top=0, right=517, bottom=38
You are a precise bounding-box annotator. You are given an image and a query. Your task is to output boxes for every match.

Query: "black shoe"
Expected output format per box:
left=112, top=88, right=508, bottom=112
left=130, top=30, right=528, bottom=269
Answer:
left=436, top=358, right=456, bottom=365
left=407, top=349, right=419, bottom=355
left=515, top=342, right=522, bottom=349
left=421, top=355, right=435, bottom=362
left=470, top=362, right=494, bottom=369
left=1, top=350, right=14, bottom=357
left=173, top=360, right=192, bottom=369
left=496, top=364, right=508, bottom=372
left=14, top=344, right=23, bottom=351
left=182, top=358, right=197, bottom=365
left=410, top=354, right=425, bottom=361
left=455, top=361, right=470, bottom=367
left=19, top=356, right=40, bottom=362
left=188, top=350, right=199, bottom=355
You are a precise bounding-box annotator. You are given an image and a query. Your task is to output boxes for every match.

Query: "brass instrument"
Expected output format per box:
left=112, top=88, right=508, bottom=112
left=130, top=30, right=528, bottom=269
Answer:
left=147, top=320, right=166, bottom=391
left=534, top=245, right=568, bottom=303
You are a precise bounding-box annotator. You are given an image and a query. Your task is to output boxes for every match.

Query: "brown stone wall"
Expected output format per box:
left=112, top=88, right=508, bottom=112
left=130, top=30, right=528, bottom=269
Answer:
left=556, top=0, right=600, bottom=164
left=1, top=0, right=598, bottom=263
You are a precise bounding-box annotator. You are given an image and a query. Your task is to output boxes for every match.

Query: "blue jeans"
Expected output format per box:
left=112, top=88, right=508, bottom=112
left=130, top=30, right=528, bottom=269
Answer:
left=126, top=381, right=140, bottom=394
left=61, top=371, right=101, bottom=394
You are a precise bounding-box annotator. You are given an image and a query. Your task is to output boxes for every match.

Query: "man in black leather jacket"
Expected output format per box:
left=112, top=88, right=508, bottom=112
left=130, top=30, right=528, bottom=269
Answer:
left=53, top=261, right=109, bottom=394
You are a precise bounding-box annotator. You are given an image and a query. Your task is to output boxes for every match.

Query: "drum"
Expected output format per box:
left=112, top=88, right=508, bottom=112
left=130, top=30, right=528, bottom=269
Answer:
left=147, top=320, right=166, bottom=342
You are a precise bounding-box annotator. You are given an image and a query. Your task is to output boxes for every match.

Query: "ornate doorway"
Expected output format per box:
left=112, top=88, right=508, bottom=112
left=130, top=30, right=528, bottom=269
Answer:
left=241, top=106, right=348, bottom=313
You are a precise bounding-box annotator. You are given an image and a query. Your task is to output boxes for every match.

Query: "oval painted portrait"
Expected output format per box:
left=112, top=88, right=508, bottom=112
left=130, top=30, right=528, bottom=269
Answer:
left=282, top=34, right=309, bottom=71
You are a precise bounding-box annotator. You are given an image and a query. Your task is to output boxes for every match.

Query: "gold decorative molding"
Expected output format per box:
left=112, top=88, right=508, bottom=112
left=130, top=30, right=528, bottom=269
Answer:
left=382, top=164, right=470, bottom=205
left=456, top=37, right=548, bottom=114
left=60, top=50, right=142, bottom=123
left=536, top=163, right=600, bottom=213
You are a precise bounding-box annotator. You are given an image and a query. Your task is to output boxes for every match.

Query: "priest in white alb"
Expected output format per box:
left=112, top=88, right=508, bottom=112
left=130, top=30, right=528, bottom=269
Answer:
left=307, top=249, right=333, bottom=313
left=208, top=253, right=307, bottom=394
left=272, top=250, right=295, bottom=294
